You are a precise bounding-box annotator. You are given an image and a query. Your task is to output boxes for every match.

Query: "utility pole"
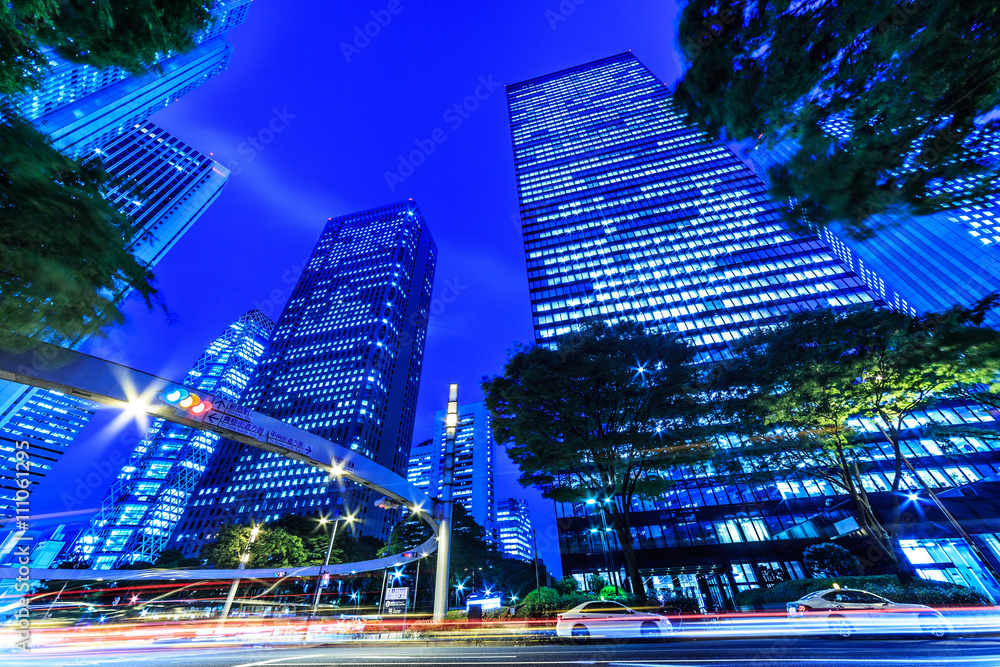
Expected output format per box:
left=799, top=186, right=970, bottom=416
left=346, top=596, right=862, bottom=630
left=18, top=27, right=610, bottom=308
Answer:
left=532, top=528, right=541, bottom=592
left=218, top=522, right=260, bottom=628
left=433, top=383, right=459, bottom=622
left=307, top=514, right=355, bottom=623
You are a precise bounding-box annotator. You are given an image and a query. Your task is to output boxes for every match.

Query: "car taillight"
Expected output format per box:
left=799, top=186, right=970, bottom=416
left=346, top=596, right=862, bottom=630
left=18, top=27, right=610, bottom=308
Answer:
left=797, top=605, right=807, bottom=613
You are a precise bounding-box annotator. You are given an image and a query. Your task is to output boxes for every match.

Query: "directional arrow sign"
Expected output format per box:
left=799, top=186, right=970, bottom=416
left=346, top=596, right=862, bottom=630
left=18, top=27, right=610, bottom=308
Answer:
left=212, top=398, right=252, bottom=419
left=267, top=430, right=312, bottom=456
left=206, top=412, right=265, bottom=439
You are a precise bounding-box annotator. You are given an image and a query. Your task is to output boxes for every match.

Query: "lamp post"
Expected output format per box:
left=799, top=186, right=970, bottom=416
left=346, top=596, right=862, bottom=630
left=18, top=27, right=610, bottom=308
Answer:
left=308, top=514, right=356, bottom=622
left=433, top=383, right=459, bottom=622
left=218, top=522, right=260, bottom=627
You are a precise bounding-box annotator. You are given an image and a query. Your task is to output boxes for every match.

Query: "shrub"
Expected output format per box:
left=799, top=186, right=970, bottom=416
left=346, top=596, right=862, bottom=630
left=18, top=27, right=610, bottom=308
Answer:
left=658, top=593, right=702, bottom=614
left=599, top=585, right=627, bottom=600
left=515, top=588, right=597, bottom=619
left=803, top=542, right=863, bottom=577
left=759, top=576, right=991, bottom=607
left=553, top=576, right=579, bottom=595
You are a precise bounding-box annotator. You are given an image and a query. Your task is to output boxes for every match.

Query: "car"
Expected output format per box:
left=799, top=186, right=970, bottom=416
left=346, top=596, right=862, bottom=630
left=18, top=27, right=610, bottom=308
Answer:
left=786, top=588, right=950, bottom=639
left=555, top=600, right=673, bottom=643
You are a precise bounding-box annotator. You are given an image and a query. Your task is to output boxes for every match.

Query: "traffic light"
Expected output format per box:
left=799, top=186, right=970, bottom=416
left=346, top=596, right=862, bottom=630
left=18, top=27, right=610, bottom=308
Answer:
left=161, top=386, right=213, bottom=416
left=320, top=572, right=331, bottom=588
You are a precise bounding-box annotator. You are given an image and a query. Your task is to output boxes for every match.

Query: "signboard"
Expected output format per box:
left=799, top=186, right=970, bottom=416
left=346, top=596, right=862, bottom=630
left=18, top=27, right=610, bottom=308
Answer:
left=384, top=586, right=409, bottom=616
left=267, top=430, right=312, bottom=456
left=331, top=455, right=356, bottom=473
left=205, top=412, right=265, bottom=439
left=212, top=398, right=252, bottom=419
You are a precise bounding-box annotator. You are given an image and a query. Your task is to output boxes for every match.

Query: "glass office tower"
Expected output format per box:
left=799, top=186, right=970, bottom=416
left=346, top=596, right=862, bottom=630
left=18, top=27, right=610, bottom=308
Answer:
left=497, top=498, right=534, bottom=562
left=407, top=402, right=498, bottom=540
left=0, top=3, right=248, bottom=520
left=69, top=310, right=273, bottom=569
left=748, top=141, right=1000, bottom=328
left=508, top=53, right=1000, bottom=606
left=0, top=127, right=231, bottom=517
left=9, top=0, right=251, bottom=158
left=509, top=52, right=887, bottom=363
left=167, top=201, right=437, bottom=555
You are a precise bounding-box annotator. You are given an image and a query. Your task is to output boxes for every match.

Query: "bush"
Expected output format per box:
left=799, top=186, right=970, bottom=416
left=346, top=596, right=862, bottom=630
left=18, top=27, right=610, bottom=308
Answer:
left=515, top=588, right=597, bottom=619
left=803, top=542, right=863, bottom=577
left=659, top=594, right=702, bottom=614
left=758, top=576, right=992, bottom=607
left=553, top=576, right=579, bottom=595
left=599, top=585, right=627, bottom=600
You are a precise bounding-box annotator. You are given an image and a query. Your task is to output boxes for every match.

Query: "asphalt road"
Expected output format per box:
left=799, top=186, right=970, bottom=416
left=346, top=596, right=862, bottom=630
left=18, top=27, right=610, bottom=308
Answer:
left=3, top=637, right=1000, bottom=667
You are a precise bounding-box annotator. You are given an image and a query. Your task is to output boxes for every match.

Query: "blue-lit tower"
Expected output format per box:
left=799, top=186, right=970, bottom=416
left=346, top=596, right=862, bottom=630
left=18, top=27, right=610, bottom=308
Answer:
left=508, top=53, right=1000, bottom=606
left=168, top=201, right=437, bottom=553
left=70, top=310, right=273, bottom=569
left=508, top=52, right=886, bottom=362
left=496, top=498, right=534, bottom=562
left=407, top=402, right=497, bottom=540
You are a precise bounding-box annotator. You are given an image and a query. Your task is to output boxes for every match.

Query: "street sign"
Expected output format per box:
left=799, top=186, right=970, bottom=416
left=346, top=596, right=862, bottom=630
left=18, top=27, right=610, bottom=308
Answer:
left=212, top=398, right=252, bottom=419
left=267, top=430, right=312, bottom=456
left=384, top=586, right=409, bottom=616
left=205, top=412, right=265, bottom=438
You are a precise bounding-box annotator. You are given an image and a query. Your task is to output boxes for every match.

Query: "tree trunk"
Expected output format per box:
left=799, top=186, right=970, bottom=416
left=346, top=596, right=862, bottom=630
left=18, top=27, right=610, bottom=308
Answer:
left=608, top=505, right=645, bottom=599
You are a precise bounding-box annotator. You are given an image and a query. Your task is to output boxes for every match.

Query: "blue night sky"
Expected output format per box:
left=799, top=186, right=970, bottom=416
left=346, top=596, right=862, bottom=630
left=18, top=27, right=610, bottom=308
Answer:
left=31, top=0, right=687, bottom=575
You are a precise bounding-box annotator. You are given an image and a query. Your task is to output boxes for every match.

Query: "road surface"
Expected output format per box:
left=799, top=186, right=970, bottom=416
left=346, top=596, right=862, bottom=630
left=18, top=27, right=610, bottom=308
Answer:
left=3, top=637, right=999, bottom=666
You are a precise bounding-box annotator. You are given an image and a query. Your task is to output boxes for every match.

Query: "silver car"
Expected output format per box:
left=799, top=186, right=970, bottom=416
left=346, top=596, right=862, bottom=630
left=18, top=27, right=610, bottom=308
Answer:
left=556, top=600, right=673, bottom=643
left=786, top=588, right=950, bottom=639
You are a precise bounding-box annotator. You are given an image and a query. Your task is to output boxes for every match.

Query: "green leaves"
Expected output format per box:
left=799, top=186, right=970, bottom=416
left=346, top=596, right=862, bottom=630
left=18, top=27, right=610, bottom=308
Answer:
left=676, top=0, right=1000, bottom=236
left=0, top=0, right=212, bottom=96
left=0, top=116, right=158, bottom=349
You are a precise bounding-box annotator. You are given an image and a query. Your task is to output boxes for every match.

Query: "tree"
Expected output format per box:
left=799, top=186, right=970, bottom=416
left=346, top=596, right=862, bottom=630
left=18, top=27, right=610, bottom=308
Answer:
left=0, top=116, right=158, bottom=349
left=0, top=0, right=212, bottom=96
left=553, top=575, right=579, bottom=595
left=718, top=302, right=1000, bottom=572
left=482, top=322, right=713, bottom=598
left=674, top=0, right=1000, bottom=237
left=803, top=543, right=863, bottom=578
left=153, top=548, right=201, bottom=569
left=201, top=523, right=309, bottom=569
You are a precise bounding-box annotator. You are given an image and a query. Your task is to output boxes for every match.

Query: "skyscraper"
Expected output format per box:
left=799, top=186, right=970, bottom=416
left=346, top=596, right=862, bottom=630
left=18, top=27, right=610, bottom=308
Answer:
left=9, top=0, right=252, bottom=158
left=496, top=497, right=533, bottom=562
left=69, top=310, right=273, bottom=569
left=168, top=201, right=437, bottom=554
left=407, top=402, right=498, bottom=540
left=0, top=128, right=232, bottom=516
left=508, top=52, right=884, bottom=362
left=748, top=140, right=1000, bottom=328
left=507, top=53, right=1000, bottom=606
left=0, top=4, right=248, bottom=519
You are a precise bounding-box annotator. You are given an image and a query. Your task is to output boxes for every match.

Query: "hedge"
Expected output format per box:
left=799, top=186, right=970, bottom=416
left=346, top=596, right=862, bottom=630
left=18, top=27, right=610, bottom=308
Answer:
left=734, top=576, right=992, bottom=608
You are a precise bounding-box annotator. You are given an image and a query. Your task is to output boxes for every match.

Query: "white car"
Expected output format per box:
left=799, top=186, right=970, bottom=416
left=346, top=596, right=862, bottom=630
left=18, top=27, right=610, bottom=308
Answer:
left=556, top=601, right=673, bottom=643
left=786, top=588, right=950, bottom=639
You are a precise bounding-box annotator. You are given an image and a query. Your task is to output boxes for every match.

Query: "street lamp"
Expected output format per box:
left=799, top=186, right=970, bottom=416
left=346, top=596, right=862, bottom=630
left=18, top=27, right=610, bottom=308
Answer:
left=219, top=522, right=261, bottom=627
left=308, top=514, right=357, bottom=621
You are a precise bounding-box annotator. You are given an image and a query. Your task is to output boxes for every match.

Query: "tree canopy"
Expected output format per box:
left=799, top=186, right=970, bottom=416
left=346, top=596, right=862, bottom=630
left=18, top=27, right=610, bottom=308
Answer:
left=201, top=523, right=310, bottom=569
left=717, top=301, right=1000, bottom=572
left=0, top=0, right=212, bottom=96
left=675, top=0, right=1000, bottom=238
left=482, top=321, right=714, bottom=596
left=0, top=116, right=158, bottom=349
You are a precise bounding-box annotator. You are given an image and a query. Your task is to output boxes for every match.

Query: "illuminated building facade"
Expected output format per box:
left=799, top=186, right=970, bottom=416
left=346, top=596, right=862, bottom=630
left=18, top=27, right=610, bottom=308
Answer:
left=0, top=127, right=230, bottom=518
left=69, top=310, right=273, bottom=569
left=407, top=402, right=498, bottom=540
left=497, top=497, right=534, bottom=562
left=508, top=52, right=1000, bottom=606
left=0, top=3, right=246, bottom=520
left=168, top=201, right=437, bottom=555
